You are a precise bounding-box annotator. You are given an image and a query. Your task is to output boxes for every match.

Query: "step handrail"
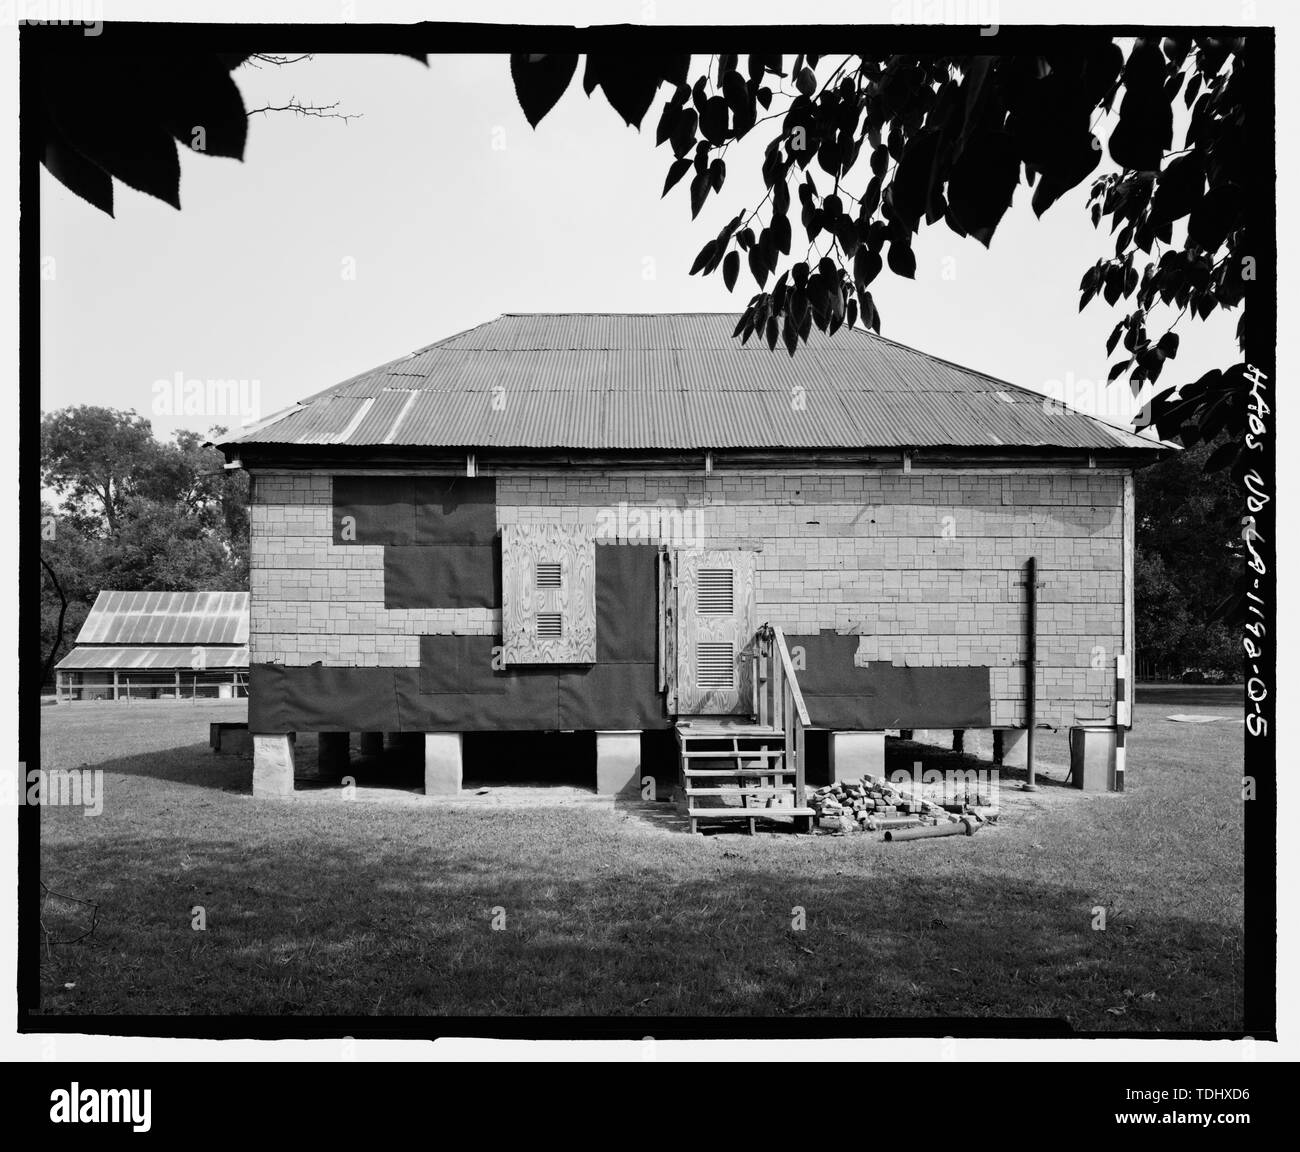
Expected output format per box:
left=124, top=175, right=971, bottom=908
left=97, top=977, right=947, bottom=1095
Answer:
left=768, top=625, right=810, bottom=727
left=753, top=623, right=810, bottom=811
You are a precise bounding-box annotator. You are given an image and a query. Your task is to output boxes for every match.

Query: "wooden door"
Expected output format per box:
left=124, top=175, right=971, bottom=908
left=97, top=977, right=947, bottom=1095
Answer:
left=672, top=548, right=756, bottom=715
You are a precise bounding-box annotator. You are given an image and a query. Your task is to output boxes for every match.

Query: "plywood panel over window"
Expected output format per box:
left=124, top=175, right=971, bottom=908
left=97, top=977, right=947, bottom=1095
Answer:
left=501, top=524, right=596, bottom=665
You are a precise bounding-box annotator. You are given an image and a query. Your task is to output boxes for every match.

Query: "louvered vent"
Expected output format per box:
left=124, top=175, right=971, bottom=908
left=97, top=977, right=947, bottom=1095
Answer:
left=697, top=569, right=734, bottom=614
left=536, top=562, right=562, bottom=588
left=536, top=612, right=563, bottom=638
left=697, top=643, right=735, bottom=689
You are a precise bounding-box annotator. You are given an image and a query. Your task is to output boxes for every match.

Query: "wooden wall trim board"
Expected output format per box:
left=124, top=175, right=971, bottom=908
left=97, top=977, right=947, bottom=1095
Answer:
left=247, top=463, right=1138, bottom=479
left=657, top=548, right=670, bottom=696
left=236, top=447, right=1159, bottom=474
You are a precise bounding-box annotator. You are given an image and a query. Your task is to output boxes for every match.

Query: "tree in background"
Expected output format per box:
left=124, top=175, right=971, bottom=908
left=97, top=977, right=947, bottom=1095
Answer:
left=1133, top=438, right=1241, bottom=680
left=40, top=406, right=158, bottom=535
left=39, top=406, right=248, bottom=681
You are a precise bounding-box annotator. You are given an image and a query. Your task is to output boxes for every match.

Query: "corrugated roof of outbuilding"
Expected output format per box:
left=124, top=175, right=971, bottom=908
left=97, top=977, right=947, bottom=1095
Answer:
left=72, top=591, right=250, bottom=646
left=223, top=314, right=1162, bottom=453
left=54, top=645, right=249, bottom=671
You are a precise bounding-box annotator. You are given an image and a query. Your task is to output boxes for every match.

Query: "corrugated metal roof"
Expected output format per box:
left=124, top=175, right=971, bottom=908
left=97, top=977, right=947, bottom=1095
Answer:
left=73, top=591, right=250, bottom=645
left=55, top=646, right=249, bottom=672
left=224, top=314, right=1161, bottom=453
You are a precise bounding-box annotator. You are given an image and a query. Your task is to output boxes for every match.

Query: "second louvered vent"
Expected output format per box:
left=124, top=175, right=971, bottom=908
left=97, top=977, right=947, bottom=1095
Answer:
left=697, top=569, right=734, bottom=614
left=697, top=642, right=735, bottom=689
left=536, top=612, right=563, bottom=638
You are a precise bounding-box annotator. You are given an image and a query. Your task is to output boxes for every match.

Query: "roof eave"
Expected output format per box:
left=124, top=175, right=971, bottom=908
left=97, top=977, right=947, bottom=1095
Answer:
left=230, top=442, right=1166, bottom=472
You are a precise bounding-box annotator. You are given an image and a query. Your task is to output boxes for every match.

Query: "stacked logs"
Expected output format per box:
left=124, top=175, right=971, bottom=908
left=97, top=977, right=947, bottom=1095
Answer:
left=810, top=774, right=998, bottom=834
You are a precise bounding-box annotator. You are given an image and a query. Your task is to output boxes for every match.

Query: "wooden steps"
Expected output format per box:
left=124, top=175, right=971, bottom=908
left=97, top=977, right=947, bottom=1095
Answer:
left=675, top=713, right=810, bottom=835
left=675, top=719, right=783, bottom=738
left=686, top=807, right=815, bottom=816
left=678, top=748, right=786, bottom=760
left=686, top=806, right=816, bottom=837
left=684, top=767, right=795, bottom=777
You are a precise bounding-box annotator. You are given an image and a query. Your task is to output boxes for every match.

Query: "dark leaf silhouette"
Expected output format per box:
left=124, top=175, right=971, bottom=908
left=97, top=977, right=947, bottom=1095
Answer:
left=1149, top=152, right=1205, bottom=225
left=689, top=168, right=710, bottom=218
left=947, top=129, right=1019, bottom=245
left=510, top=54, right=580, bottom=128
left=886, top=237, right=916, bottom=279
left=41, top=117, right=114, bottom=216
left=689, top=239, right=717, bottom=276
left=669, top=108, right=697, bottom=157
left=662, top=157, right=690, bottom=197
left=581, top=55, right=683, bottom=128
left=1109, top=40, right=1174, bottom=170
left=700, top=96, right=729, bottom=145
left=722, top=250, right=740, bottom=292
left=1187, top=182, right=1241, bottom=254
left=156, top=54, right=248, bottom=159
left=853, top=247, right=882, bottom=292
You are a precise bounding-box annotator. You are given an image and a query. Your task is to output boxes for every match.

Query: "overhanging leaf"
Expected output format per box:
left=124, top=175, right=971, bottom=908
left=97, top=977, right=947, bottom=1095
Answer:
left=583, top=56, right=669, bottom=128
left=700, top=96, right=729, bottom=145
left=156, top=54, right=248, bottom=160
left=723, top=250, right=740, bottom=291
left=662, top=157, right=690, bottom=196
left=1149, top=151, right=1205, bottom=226
left=946, top=129, right=1019, bottom=246
left=41, top=116, right=113, bottom=216
left=510, top=54, right=579, bottom=128
left=886, top=238, right=916, bottom=279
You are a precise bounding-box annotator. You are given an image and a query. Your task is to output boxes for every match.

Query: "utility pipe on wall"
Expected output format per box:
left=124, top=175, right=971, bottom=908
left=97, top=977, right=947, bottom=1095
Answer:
left=1025, top=555, right=1038, bottom=792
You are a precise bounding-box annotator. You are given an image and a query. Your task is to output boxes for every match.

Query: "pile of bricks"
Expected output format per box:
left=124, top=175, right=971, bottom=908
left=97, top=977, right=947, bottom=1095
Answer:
left=810, top=774, right=997, bottom=834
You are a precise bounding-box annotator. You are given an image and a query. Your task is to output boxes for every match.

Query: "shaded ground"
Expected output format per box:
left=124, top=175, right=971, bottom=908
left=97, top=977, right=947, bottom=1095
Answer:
left=36, top=698, right=1243, bottom=1029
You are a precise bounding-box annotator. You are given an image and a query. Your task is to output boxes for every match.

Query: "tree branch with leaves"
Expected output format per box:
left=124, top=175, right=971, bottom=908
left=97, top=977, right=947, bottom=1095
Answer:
left=512, top=42, right=1254, bottom=483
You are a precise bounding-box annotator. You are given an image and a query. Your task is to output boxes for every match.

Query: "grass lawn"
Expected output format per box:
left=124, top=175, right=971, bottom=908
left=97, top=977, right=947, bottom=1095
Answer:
left=36, top=696, right=1244, bottom=1029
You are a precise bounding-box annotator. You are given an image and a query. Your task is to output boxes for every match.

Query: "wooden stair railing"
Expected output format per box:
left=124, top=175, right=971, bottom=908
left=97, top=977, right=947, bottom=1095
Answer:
left=755, top=623, right=810, bottom=816
left=674, top=624, right=813, bottom=835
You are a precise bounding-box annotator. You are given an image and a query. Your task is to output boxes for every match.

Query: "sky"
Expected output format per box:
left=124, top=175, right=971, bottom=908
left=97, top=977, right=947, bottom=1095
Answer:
left=39, top=51, right=1240, bottom=443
